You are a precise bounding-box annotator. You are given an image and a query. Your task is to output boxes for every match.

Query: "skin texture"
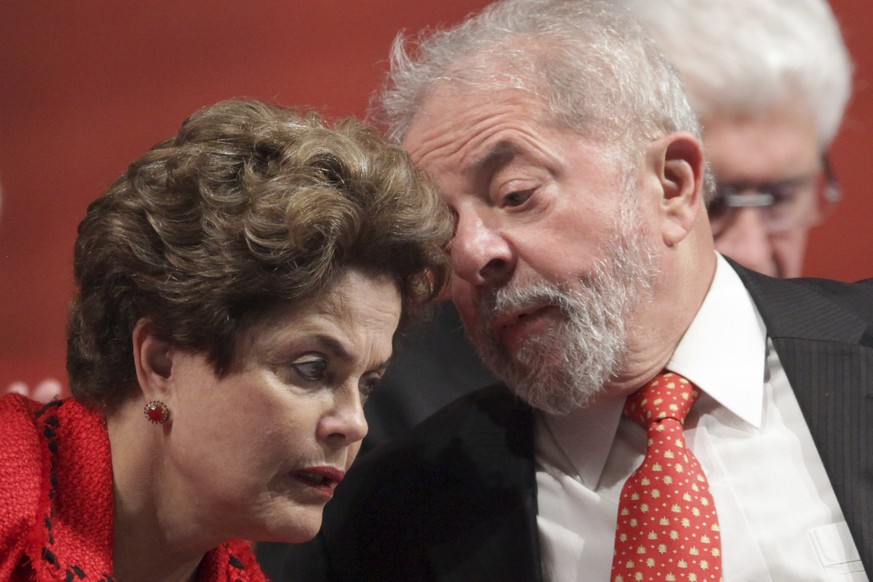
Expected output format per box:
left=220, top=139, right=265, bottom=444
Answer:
left=107, top=268, right=401, bottom=582
left=403, top=83, right=716, bottom=405
left=704, top=107, right=820, bottom=278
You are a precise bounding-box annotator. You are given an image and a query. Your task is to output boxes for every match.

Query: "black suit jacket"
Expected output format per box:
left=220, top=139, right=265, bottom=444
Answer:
left=360, top=301, right=495, bottom=454
left=281, top=266, right=873, bottom=580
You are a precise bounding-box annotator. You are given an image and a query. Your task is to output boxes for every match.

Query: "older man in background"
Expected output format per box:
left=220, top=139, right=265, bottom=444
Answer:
left=620, top=0, right=852, bottom=278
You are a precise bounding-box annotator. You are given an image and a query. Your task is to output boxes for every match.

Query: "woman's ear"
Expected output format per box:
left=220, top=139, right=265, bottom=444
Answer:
left=651, top=131, right=706, bottom=246
left=132, top=318, right=174, bottom=401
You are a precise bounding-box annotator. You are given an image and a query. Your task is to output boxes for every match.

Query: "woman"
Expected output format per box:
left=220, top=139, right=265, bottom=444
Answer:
left=0, top=99, right=451, bottom=581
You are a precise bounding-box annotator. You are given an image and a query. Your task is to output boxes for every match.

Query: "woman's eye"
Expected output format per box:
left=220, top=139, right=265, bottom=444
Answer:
left=359, top=375, right=382, bottom=403
left=503, top=189, right=533, bottom=207
left=291, top=357, right=327, bottom=382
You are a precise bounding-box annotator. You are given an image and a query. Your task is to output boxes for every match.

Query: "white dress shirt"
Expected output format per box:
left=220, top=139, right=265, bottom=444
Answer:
left=535, top=254, right=867, bottom=581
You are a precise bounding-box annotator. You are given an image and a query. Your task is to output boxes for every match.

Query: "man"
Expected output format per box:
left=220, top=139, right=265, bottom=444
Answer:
left=281, top=0, right=871, bottom=579
left=357, top=0, right=853, bottom=459
left=620, top=0, right=852, bottom=279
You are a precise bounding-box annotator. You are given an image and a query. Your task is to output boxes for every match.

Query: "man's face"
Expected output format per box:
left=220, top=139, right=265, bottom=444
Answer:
left=402, top=86, right=659, bottom=413
left=703, top=109, right=823, bottom=278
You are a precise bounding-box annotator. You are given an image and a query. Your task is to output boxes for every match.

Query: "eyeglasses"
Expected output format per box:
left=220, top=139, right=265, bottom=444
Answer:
left=707, top=154, right=841, bottom=236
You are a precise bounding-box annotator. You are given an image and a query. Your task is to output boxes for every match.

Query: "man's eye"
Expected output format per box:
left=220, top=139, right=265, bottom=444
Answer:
left=769, top=183, right=802, bottom=205
left=503, top=189, right=533, bottom=207
left=291, top=357, right=327, bottom=382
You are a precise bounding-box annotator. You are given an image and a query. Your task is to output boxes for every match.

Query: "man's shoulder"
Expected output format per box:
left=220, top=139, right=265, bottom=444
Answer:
left=734, top=260, right=873, bottom=306
left=731, top=262, right=873, bottom=342
left=354, top=382, right=533, bottom=479
left=328, top=382, right=535, bottom=528
left=787, top=275, right=873, bottom=319
left=311, top=383, right=539, bottom=579
left=404, top=381, right=533, bottom=444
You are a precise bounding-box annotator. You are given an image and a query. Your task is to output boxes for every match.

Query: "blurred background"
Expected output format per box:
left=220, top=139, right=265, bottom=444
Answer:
left=1, top=0, right=872, bottom=393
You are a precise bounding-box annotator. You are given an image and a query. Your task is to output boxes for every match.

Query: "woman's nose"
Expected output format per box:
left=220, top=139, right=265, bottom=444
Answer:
left=317, top=387, right=368, bottom=447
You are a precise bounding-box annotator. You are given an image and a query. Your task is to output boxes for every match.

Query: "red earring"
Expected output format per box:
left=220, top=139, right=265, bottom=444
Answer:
left=144, top=400, right=170, bottom=424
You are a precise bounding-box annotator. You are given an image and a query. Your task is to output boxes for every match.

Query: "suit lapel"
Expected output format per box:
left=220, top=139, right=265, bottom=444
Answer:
left=734, top=263, right=873, bottom=574
left=424, top=386, right=544, bottom=582
left=425, top=490, right=541, bottom=582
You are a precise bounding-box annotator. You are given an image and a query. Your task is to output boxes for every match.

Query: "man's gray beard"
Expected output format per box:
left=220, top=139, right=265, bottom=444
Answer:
left=473, top=204, right=658, bottom=415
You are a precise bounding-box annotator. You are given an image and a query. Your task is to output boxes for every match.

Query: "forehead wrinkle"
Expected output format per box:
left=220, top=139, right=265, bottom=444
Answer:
left=405, top=124, right=461, bottom=169
left=407, top=86, right=531, bottom=167
left=322, top=274, right=400, bottom=367
left=404, top=103, right=472, bottom=169
left=320, top=289, right=363, bottom=344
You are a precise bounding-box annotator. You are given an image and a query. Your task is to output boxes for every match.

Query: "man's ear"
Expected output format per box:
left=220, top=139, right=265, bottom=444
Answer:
left=650, top=131, right=706, bottom=247
left=132, top=318, right=174, bottom=401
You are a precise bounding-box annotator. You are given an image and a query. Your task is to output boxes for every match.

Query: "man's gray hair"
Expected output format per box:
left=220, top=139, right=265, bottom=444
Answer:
left=618, top=0, right=852, bottom=147
left=371, top=0, right=702, bottom=158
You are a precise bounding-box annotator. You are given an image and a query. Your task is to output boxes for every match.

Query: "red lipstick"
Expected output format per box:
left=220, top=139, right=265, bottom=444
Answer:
left=292, top=466, right=346, bottom=501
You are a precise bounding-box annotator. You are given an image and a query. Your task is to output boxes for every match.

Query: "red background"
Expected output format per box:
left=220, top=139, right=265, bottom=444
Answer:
left=1, top=1, right=871, bottom=391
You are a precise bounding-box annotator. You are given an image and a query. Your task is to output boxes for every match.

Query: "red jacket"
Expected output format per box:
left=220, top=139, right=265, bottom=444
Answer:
left=0, top=394, right=268, bottom=581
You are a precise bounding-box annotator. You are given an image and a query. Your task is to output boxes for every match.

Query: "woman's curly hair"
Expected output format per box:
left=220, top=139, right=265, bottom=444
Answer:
left=67, top=99, right=452, bottom=411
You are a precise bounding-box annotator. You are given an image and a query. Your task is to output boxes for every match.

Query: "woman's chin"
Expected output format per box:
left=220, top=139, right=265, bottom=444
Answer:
left=274, top=521, right=322, bottom=544
left=249, top=503, right=325, bottom=544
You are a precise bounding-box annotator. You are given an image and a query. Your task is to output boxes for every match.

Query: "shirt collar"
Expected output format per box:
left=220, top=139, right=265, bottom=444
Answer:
left=540, top=253, right=766, bottom=489
left=539, top=396, right=624, bottom=489
left=668, top=253, right=766, bottom=429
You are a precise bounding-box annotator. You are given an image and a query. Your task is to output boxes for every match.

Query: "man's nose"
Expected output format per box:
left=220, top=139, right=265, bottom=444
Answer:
left=450, top=211, right=514, bottom=287
left=713, top=207, right=778, bottom=277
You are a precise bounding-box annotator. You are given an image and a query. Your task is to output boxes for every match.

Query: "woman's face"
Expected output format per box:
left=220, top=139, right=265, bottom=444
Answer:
left=165, top=269, right=401, bottom=543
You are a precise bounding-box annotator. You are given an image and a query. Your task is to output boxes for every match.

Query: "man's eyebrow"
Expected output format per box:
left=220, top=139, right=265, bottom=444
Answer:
left=466, top=140, right=519, bottom=179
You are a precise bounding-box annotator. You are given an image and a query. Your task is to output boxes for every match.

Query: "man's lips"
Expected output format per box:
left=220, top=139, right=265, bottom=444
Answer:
left=490, top=304, right=555, bottom=349
left=291, top=466, right=346, bottom=500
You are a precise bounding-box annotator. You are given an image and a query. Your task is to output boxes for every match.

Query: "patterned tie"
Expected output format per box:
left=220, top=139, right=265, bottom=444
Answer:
left=611, top=371, right=723, bottom=582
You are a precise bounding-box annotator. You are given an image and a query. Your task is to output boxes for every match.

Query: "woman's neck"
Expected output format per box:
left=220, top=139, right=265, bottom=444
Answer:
left=107, top=397, right=212, bottom=582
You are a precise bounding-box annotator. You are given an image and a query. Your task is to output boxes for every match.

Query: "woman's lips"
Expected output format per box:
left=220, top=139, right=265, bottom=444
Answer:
left=292, top=466, right=346, bottom=501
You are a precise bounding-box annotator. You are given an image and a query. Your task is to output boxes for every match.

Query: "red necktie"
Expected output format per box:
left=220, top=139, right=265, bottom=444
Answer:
left=611, top=371, right=723, bottom=582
